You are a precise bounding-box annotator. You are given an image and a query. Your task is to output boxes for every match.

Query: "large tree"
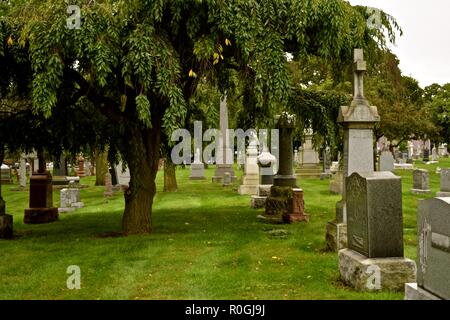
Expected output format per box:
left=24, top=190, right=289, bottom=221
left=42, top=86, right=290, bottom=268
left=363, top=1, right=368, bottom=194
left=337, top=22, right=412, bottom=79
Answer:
left=2, top=0, right=398, bottom=235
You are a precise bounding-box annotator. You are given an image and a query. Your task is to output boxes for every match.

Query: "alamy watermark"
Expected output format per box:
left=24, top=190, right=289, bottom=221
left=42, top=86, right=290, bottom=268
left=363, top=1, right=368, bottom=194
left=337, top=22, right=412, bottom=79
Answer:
left=366, top=264, right=381, bottom=290
left=66, top=265, right=81, bottom=290
left=66, top=4, right=81, bottom=30
left=367, top=7, right=382, bottom=30
left=171, top=121, right=279, bottom=171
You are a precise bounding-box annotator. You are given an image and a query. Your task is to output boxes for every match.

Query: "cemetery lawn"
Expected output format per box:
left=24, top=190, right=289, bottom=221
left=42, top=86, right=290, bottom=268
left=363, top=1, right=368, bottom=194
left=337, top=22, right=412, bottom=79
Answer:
left=1, top=159, right=448, bottom=300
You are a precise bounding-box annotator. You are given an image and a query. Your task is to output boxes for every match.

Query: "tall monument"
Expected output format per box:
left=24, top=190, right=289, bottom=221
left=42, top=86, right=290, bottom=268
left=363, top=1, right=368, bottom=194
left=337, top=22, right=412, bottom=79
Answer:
left=325, top=49, right=380, bottom=251
left=212, top=96, right=236, bottom=183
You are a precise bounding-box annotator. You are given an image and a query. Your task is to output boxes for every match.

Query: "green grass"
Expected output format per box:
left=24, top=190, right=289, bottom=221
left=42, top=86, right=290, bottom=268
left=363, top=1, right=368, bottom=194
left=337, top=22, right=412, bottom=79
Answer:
left=1, top=158, right=449, bottom=300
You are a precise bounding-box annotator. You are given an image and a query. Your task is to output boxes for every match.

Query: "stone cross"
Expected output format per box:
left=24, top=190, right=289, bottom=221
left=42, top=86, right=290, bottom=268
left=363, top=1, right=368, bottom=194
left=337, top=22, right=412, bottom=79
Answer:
left=353, top=49, right=367, bottom=100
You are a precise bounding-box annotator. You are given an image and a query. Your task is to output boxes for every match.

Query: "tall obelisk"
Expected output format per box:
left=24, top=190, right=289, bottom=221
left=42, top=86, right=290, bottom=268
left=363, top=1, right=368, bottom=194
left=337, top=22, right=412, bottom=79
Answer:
left=212, top=96, right=236, bottom=183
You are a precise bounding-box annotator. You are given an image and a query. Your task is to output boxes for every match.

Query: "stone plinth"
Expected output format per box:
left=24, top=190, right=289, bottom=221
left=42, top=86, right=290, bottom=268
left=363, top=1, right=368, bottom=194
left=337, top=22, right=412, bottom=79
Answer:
left=251, top=196, right=266, bottom=209
left=283, top=188, right=309, bottom=223
left=326, top=221, right=347, bottom=252
left=339, top=249, right=416, bottom=292
left=261, top=186, right=293, bottom=223
left=190, top=163, right=205, bottom=180
left=405, top=283, right=441, bottom=300
left=24, top=172, right=58, bottom=224
left=250, top=185, right=272, bottom=209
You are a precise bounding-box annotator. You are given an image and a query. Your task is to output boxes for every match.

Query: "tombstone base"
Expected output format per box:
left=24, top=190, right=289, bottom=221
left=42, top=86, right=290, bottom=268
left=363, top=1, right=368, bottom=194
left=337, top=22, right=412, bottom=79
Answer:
left=24, top=208, right=59, bottom=224
left=325, top=221, right=347, bottom=252
left=283, top=213, right=309, bottom=223
left=212, top=176, right=237, bottom=183
left=256, top=213, right=284, bottom=224
left=436, top=191, right=450, bottom=197
left=339, top=249, right=416, bottom=292
left=257, top=185, right=272, bottom=197
left=404, top=283, right=441, bottom=300
left=251, top=196, right=266, bottom=209
left=411, top=188, right=432, bottom=195
left=190, top=164, right=205, bottom=180
left=320, top=172, right=332, bottom=180
left=58, top=207, right=76, bottom=213
left=273, top=175, right=297, bottom=188
left=212, top=165, right=236, bottom=183
left=0, top=214, right=13, bottom=239
left=238, top=184, right=258, bottom=195
left=189, top=176, right=206, bottom=180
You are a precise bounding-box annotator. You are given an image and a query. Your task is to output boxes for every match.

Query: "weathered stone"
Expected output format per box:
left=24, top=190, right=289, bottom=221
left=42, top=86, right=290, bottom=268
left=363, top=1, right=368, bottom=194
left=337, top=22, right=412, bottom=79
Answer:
left=257, top=146, right=276, bottom=185
left=257, top=185, right=272, bottom=197
left=19, top=156, right=27, bottom=188
left=411, top=169, right=431, bottom=194
left=379, top=151, right=394, bottom=171
left=190, top=148, right=205, bottom=180
left=329, top=171, right=343, bottom=195
left=251, top=196, right=266, bottom=209
left=346, top=172, right=404, bottom=258
left=239, top=141, right=260, bottom=195
left=222, top=172, right=232, bottom=186
left=416, top=197, right=450, bottom=299
left=325, top=221, right=347, bottom=252
left=283, top=188, right=309, bottom=223
left=104, top=172, right=113, bottom=197
left=405, top=283, right=441, bottom=300
left=59, top=184, right=84, bottom=213
left=437, top=168, right=450, bottom=197
left=339, top=249, right=416, bottom=292
left=296, top=129, right=321, bottom=178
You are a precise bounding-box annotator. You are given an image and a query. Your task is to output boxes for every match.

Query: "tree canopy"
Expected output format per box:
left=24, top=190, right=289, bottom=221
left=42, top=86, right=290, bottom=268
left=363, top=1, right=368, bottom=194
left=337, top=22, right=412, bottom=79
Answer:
left=1, top=0, right=402, bottom=234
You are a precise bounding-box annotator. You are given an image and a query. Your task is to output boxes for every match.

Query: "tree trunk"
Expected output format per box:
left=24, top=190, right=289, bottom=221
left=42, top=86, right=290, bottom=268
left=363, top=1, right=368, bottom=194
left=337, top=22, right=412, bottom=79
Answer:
left=122, top=126, right=161, bottom=235
left=95, top=150, right=109, bottom=186
left=163, top=158, right=178, bottom=192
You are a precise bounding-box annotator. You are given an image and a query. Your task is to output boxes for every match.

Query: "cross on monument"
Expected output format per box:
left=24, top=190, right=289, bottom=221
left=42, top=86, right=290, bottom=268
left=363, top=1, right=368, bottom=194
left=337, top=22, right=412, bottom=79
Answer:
left=353, top=49, right=367, bottom=100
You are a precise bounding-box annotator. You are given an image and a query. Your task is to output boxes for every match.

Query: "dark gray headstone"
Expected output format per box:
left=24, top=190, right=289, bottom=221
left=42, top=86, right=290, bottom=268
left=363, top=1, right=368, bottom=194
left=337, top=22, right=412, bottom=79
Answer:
left=417, top=197, right=450, bottom=299
left=346, top=172, right=404, bottom=258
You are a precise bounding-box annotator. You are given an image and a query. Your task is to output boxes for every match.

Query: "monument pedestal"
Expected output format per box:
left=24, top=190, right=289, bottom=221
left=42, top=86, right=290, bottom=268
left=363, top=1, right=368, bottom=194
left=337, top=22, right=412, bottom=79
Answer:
left=251, top=185, right=272, bottom=209
left=0, top=214, right=13, bottom=239
left=325, top=220, right=347, bottom=252
left=24, top=172, right=59, bottom=224
left=405, top=283, right=441, bottom=300
left=212, top=165, right=236, bottom=183
left=411, top=188, right=432, bottom=194
left=339, top=249, right=416, bottom=291
left=190, top=163, right=206, bottom=180
left=24, top=207, right=59, bottom=224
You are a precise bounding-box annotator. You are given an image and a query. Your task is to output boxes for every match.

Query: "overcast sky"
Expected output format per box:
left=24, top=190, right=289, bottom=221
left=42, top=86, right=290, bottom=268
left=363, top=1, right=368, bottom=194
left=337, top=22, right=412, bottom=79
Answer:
left=347, top=0, right=450, bottom=88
